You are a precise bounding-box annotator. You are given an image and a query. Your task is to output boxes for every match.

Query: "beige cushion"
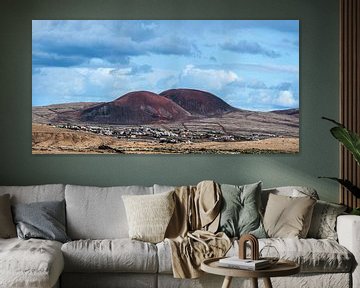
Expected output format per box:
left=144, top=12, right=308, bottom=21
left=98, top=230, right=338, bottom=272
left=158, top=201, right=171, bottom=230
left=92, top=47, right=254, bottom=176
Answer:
left=261, top=186, right=319, bottom=213
left=122, top=191, right=175, bottom=243
left=0, top=194, right=16, bottom=238
left=263, top=193, right=316, bottom=238
left=61, top=239, right=158, bottom=273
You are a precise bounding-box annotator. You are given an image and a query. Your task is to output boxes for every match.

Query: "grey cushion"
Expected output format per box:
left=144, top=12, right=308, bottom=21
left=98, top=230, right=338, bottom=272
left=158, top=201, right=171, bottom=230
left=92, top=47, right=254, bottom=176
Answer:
left=218, top=182, right=266, bottom=238
left=308, top=200, right=347, bottom=240
left=12, top=200, right=70, bottom=243
left=0, top=238, right=64, bottom=288
left=0, top=194, right=16, bottom=238
left=65, top=185, right=154, bottom=239
left=61, top=239, right=158, bottom=273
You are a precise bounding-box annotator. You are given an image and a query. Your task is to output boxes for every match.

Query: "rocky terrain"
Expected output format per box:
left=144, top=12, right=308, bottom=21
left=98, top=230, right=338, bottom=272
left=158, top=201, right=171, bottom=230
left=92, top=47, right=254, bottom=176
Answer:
left=32, top=88, right=299, bottom=154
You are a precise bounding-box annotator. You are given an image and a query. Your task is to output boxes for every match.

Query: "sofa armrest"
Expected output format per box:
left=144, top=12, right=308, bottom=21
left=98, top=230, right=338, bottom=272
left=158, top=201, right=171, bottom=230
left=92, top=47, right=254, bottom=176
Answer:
left=337, top=215, right=360, bottom=288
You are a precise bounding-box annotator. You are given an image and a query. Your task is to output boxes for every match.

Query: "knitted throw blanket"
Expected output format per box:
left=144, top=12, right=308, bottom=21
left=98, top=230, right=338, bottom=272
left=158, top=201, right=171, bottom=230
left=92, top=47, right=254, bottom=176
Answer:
left=165, top=180, right=231, bottom=278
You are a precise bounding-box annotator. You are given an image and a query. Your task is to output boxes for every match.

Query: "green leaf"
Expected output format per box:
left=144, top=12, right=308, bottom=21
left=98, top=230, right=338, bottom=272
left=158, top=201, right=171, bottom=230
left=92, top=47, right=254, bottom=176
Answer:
left=330, top=126, right=360, bottom=165
left=351, top=208, right=360, bottom=215
left=322, top=116, right=344, bottom=127
left=319, top=177, right=360, bottom=198
left=322, top=117, right=360, bottom=165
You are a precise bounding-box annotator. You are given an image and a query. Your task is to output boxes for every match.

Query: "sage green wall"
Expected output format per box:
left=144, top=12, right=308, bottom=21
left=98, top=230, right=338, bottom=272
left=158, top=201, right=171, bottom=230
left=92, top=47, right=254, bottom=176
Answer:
left=0, top=0, right=340, bottom=202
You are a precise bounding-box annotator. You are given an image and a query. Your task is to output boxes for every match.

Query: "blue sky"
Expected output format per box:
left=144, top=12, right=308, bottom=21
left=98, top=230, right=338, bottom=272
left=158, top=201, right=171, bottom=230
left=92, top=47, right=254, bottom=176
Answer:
left=32, top=20, right=299, bottom=111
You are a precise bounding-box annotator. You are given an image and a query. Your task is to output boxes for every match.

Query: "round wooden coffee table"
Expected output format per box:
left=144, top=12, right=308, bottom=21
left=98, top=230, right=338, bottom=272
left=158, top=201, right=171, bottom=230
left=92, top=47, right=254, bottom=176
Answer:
left=201, top=257, right=300, bottom=288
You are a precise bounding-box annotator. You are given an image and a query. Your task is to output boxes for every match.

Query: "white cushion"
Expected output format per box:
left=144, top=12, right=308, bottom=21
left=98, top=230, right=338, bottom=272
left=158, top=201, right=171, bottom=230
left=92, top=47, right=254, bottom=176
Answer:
left=122, top=191, right=175, bottom=243
left=65, top=185, right=153, bottom=239
left=0, top=238, right=63, bottom=288
left=61, top=239, right=158, bottom=273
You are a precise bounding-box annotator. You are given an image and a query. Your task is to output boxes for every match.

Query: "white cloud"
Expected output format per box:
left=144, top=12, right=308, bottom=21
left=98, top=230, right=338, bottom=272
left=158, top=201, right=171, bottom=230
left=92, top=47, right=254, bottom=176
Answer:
left=274, top=90, right=297, bottom=107
left=179, top=65, right=239, bottom=91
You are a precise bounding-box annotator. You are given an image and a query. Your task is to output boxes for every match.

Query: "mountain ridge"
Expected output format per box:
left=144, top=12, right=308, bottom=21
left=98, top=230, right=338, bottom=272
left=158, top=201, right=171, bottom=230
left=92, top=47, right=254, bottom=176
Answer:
left=35, top=88, right=299, bottom=125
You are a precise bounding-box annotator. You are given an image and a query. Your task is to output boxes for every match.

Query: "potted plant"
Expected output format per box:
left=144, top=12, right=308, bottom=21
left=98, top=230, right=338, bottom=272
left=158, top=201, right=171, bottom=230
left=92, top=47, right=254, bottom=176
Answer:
left=320, top=117, right=360, bottom=215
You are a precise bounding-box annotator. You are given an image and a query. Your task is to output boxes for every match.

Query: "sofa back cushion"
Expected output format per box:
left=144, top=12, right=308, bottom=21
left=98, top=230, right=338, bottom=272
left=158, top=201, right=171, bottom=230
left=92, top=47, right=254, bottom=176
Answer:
left=65, top=185, right=153, bottom=239
left=0, top=184, right=65, bottom=204
left=261, top=186, right=319, bottom=213
left=263, top=193, right=316, bottom=238
left=153, top=184, right=176, bottom=194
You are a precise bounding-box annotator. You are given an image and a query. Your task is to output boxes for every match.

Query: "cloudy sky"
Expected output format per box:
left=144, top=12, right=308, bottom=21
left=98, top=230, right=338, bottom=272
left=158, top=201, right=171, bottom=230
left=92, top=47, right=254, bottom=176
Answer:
left=32, top=20, right=299, bottom=111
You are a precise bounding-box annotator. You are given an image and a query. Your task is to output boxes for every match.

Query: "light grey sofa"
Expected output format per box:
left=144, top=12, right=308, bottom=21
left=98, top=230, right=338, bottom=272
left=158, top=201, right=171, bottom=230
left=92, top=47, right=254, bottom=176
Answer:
left=0, top=184, right=359, bottom=288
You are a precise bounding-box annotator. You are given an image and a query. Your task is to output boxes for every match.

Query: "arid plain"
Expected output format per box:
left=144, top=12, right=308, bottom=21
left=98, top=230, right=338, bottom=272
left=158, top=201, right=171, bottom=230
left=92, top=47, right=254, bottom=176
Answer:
left=32, top=89, right=299, bottom=154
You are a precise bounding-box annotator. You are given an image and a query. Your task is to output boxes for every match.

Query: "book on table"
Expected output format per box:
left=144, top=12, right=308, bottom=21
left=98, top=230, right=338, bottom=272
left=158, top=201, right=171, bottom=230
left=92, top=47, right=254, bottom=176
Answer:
left=218, top=257, right=271, bottom=270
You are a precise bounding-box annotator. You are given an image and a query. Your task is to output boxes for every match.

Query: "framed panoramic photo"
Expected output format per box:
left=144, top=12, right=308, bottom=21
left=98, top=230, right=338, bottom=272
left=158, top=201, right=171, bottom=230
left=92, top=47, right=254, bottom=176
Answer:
left=32, top=20, right=299, bottom=154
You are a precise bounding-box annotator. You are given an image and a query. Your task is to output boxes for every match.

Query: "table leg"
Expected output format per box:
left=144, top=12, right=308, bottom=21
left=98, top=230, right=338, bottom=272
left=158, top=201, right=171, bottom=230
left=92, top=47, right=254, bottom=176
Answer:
left=221, top=276, right=233, bottom=288
left=251, top=278, right=258, bottom=288
left=263, top=277, right=273, bottom=288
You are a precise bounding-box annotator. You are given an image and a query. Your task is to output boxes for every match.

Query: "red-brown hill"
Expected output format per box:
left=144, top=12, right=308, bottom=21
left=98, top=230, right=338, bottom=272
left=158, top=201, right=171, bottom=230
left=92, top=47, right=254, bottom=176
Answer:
left=159, top=88, right=237, bottom=116
left=80, top=91, right=191, bottom=124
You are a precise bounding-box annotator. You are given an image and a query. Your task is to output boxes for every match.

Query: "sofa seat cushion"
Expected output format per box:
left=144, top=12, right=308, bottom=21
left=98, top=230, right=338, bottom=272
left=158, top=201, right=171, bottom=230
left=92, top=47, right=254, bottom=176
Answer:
left=0, top=238, right=64, bottom=288
left=157, top=238, right=353, bottom=274
left=62, top=239, right=158, bottom=273
left=232, top=238, right=353, bottom=273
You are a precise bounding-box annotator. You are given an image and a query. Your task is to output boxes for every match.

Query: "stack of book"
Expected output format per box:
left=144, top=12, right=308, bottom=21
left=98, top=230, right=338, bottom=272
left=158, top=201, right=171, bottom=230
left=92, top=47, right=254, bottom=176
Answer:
left=218, top=257, right=271, bottom=270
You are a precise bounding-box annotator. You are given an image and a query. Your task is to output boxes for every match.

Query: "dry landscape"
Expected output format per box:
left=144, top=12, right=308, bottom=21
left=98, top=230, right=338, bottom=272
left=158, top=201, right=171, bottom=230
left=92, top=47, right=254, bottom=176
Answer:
left=32, top=89, right=299, bottom=154
left=32, top=124, right=299, bottom=154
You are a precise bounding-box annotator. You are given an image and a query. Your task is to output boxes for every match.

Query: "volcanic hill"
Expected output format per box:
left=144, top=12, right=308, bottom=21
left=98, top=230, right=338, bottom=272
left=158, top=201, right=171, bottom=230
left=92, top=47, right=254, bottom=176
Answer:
left=79, top=91, right=191, bottom=125
left=160, top=88, right=236, bottom=116
left=52, top=89, right=239, bottom=125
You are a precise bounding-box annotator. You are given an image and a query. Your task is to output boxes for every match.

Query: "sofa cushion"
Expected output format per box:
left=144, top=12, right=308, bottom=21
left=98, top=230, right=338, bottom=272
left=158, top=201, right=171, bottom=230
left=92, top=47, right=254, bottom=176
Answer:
left=61, top=239, right=158, bottom=273
left=0, top=238, right=64, bottom=288
left=0, top=184, right=65, bottom=204
left=122, top=191, right=175, bottom=243
left=65, top=185, right=153, bottom=239
left=12, top=200, right=70, bottom=243
left=261, top=186, right=319, bottom=213
left=263, top=194, right=316, bottom=238
left=153, top=184, right=176, bottom=194
left=218, top=182, right=266, bottom=238
left=0, top=194, right=16, bottom=238
left=157, top=237, right=353, bottom=274
left=307, top=200, right=347, bottom=240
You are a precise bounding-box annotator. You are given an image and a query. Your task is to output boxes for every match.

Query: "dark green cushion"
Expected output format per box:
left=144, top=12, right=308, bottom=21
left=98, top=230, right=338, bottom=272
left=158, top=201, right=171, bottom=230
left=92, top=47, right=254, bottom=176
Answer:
left=218, top=182, right=266, bottom=238
left=12, top=200, right=70, bottom=243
